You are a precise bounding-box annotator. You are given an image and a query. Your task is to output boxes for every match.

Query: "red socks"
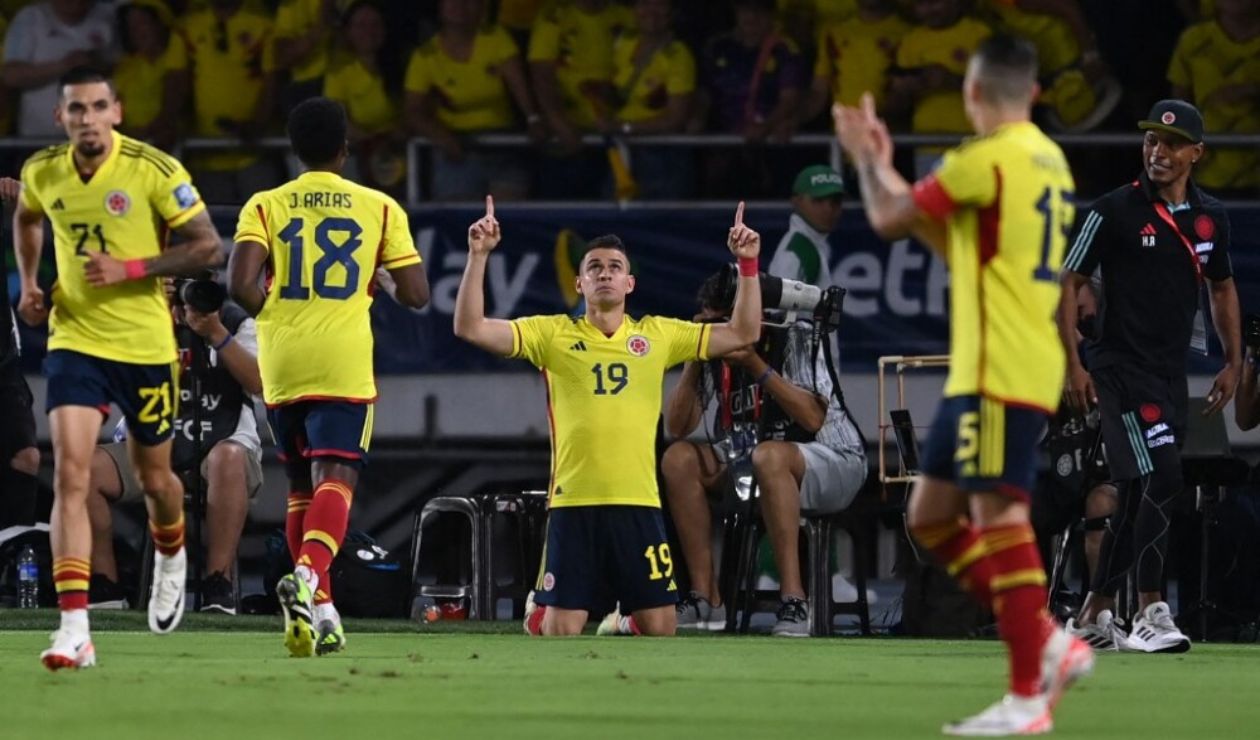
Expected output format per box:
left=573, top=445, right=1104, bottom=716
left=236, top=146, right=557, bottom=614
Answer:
left=285, top=490, right=312, bottom=563
left=296, top=479, right=352, bottom=593
left=53, top=557, right=90, bottom=611
left=911, top=518, right=994, bottom=606
left=526, top=605, right=547, bottom=635
left=150, top=514, right=185, bottom=557
left=983, top=524, right=1052, bottom=698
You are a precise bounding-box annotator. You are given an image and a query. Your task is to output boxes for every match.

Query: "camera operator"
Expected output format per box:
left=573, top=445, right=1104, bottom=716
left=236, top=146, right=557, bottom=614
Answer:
left=1234, top=315, right=1260, bottom=431
left=86, top=278, right=263, bottom=614
left=662, top=268, right=866, bottom=636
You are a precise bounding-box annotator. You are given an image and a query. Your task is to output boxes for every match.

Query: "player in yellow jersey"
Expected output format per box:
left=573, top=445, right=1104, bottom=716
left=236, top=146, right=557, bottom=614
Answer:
left=454, top=196, right=762, bottom=637
left=834, top=36, right=1092, bottom=735
left=13, top=67, right=222, bottom=670
left=228, top=97, right=428, bottom=657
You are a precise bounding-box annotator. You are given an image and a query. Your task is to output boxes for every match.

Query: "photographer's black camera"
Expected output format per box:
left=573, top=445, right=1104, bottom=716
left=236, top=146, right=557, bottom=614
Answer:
left=172, top=278, right=226, bottom=314
left=711, top=263, right=845, bottom=331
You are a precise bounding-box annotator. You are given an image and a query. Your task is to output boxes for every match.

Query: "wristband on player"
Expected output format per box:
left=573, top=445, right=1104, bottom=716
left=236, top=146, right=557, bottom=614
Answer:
left=211, top=334, right=233, bottom=352
left=124, top=259, right=148, bottom=280
left=738, top=257, right=758, bottom=277
left=755, top=367, right=776, bottom=387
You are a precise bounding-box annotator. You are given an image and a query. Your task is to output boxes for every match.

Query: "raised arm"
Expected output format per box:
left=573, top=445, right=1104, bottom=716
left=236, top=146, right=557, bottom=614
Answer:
left=227, top=240, right=268, bottom=317
left=84, top=210, right=223, bottom=287
left=453, top=196, right=516, bottom=356
left=12, top=193, right=47, bottom=326
left=707, top=202, right=763, bottom=357
left=1205, top=276, right=1242, bottom=415
left=833, top=95, right=946, bottom=254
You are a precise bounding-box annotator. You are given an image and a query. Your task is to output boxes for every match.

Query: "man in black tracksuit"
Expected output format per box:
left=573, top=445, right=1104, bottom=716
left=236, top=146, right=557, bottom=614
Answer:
left=1057, top=100, right=1241, bottom=654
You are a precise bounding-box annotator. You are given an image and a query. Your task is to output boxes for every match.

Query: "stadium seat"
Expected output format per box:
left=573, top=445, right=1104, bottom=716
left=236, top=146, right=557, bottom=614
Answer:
left=723, top=477, right=876, bottom=637
left=408, top=491, right=547, bottom=621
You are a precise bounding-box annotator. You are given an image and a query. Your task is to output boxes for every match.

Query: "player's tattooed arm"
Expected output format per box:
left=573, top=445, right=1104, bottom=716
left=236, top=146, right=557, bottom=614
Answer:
left=13, top=196, right=48, bottom=326
left=84, top=210, right=223, bottom=287
left=228, top=239, right=268, bottom=317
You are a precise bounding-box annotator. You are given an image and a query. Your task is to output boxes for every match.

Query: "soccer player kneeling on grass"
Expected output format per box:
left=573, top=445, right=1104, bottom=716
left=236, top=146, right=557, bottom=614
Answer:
left=228, top=98, right=430, bottom=657
left=835, top=35, right=1093, bottom=735
left=454, top=197, right=762, bottom=636
left=15, top=67, right=222, bottom=670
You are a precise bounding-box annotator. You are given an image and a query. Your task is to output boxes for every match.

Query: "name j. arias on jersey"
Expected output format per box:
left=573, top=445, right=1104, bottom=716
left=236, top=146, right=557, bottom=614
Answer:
left=288, top=191, right=352, bottom=209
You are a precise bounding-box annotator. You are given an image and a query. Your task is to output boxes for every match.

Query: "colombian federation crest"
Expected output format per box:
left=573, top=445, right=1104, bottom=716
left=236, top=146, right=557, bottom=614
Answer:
left=627, top=335, right=650, bottom=357
left=104, top=190, right=130, bottom=216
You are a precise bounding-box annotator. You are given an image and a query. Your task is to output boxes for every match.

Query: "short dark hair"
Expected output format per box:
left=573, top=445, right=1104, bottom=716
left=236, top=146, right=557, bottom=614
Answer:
left=581, top=234, right=630, bottom=267
left=971, top=34, right=1039, bottom=103
left=697, top=269, right=731, bottom=313
left=287, top=97, right=348, bottom=167
left=59, top=66, right=114, bottom=97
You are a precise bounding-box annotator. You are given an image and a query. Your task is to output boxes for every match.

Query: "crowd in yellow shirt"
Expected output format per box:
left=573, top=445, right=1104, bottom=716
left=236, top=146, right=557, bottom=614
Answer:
left=0, top=0, right=1251, bottom=200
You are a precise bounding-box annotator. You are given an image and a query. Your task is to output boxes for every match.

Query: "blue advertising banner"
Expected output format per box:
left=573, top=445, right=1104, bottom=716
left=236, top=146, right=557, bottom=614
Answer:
left=8, top=206, right=1260, bottom=374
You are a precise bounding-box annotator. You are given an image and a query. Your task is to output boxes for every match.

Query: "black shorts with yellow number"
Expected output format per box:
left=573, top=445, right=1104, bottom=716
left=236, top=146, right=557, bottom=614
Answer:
left=921, top=394, right=1050, bottom=502
left=266, top=400, right=374, bottom=477
left=44, top=349, right=177, bottom=446
left=534, top=505, right=678, bottom=614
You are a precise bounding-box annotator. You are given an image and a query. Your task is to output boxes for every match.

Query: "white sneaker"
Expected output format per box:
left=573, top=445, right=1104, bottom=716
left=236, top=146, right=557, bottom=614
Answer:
left=1127, top=602, right=1191, bottom=653
left=523, top=590, right=539, bottom=635
left=1039, top=626, right=1094, bottom=710
left=148, top=548, right=187, bottom=634
left=1066, top=609, right=1129, bottom=652
left=40, top=628, right=96, bottom=671
left=943, top=694, right=1052, bottom=736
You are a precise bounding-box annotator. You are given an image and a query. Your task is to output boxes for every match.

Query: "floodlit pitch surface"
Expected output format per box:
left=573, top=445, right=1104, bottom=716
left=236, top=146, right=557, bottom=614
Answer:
left=2, top=612, right=1257, bottom=739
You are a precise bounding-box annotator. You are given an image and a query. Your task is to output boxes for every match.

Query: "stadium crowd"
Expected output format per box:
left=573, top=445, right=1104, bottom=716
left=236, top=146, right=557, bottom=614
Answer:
left=0, top=0, right=1254, bottom=201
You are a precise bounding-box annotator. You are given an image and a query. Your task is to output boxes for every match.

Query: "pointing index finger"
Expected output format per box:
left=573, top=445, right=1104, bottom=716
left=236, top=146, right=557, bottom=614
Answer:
left=485, top=195, right=495, bottom=219
left=734, top=201, right=744, bottom=228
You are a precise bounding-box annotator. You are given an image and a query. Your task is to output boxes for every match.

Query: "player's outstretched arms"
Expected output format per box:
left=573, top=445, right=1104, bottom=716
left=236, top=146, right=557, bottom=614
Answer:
left=12, top=198, right=48, bottom=326
left=833, top=95, right=946, bottom=255
left=453, top=196, right=515, bottom=356
left=708, top=201, right=763, bottom=358
left=84, top=210, right=223, bottom=287
left=228, top=239, right=269, bottom=317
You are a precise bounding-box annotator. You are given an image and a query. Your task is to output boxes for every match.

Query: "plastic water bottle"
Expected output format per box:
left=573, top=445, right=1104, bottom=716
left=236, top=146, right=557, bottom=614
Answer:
left=17, top=545, right=39, bottom=608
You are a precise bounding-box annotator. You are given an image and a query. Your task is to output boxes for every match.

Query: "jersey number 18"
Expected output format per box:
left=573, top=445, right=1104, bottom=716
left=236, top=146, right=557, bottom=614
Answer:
left=277, top=217, right=363, bottom=300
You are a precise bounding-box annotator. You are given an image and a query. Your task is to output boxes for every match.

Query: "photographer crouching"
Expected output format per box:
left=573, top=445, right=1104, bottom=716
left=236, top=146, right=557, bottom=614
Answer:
left=86, top=276, right=264, bottom=614
left=662, top=267, right=867, bottom=636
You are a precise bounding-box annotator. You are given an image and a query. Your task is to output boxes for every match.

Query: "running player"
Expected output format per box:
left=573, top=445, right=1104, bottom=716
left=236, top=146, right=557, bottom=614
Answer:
left=454, top=197, right=762, bottom=637
left=228, top=97, right=429, bottom=657
left=14, top=67, right=223, bottom=670
left=834, top=35, right=1092, bottom=735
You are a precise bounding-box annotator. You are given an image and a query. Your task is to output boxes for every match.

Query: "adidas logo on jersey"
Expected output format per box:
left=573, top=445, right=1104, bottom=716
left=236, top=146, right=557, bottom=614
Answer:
left=569, top=341, right=587, bottom=352
left=51, top=198, right=65, bottom=210
left=1140, top=222, right=1156, bottom=247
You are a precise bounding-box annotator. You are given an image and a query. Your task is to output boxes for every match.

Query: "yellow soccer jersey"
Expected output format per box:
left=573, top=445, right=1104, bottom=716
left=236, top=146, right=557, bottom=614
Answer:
left=528, top=1, right=636, bottom=128
left=1168, top=21, right=1260, bottom=191
left=323, top=58, right=397, bottom=136
left=19, top=132, right=206, bottom=365
left=612, top=36, right=695, bottom=123
left=814, top=13, right=910, bottom=109
left=911, top=122, right=1075, bottom=412
left=116, top=41, right=187, bottom=133
left=404, top=26, right=520, bottom=132
left=897, top=17, right=991, bottom=134
left=233, top=171, right=421, bottom=406
left=511, top=314, right=712, bottom=508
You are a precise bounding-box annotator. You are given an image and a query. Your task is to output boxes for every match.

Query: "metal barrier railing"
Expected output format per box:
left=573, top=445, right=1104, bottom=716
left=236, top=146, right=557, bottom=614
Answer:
left=1, top=131, right=1257, bottom=209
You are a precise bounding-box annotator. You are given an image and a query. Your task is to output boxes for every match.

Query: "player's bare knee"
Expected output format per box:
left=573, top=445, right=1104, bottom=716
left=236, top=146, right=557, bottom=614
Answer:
left=1085, top=484, right=1117, bottom=520
left=9, top=446, right=39, bottom=475
left=634, top=608, right=677, bottom=636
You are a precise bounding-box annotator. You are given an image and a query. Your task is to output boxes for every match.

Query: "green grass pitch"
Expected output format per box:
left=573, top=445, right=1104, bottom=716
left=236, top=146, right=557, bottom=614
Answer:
left=2, top=611, right=1258, bottom=739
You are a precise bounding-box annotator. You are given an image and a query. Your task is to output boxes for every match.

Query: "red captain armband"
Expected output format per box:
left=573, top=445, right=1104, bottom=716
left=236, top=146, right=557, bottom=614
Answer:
left=738, top=257, right=759, bottom=277
left=124, top=259, right=148, bottom=280
left=911, top=175, right=958, bottom=220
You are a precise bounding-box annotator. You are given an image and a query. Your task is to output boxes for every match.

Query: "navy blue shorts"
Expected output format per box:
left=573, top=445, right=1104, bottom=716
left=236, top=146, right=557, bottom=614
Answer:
left=921, top=394, right=1049, bottom=501
left=266, top=401, right=374, bottom=478
left=534, top=505, right=678, bottom=614
left=44, top=350, right=177, bottom=446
